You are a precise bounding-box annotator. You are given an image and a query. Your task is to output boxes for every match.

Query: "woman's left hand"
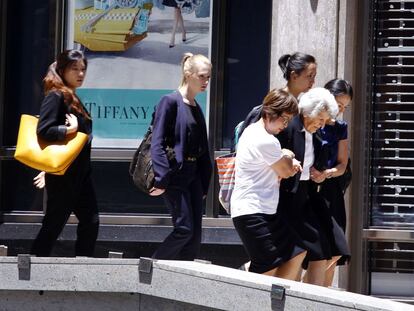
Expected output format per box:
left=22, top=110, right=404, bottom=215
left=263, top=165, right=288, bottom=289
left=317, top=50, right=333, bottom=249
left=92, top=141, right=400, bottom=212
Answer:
left=149, top=187, right=165, bottom=196
left=33, top=171, right=46, bottom=189
left=292, top=158, right=302, bottom=173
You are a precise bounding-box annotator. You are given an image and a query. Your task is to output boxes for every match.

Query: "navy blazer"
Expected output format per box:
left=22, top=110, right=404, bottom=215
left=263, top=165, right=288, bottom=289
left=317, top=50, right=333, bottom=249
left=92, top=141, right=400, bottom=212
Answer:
left=150, top=92, right=212, bottom=194
left=276, top=115, right=327, bottom=193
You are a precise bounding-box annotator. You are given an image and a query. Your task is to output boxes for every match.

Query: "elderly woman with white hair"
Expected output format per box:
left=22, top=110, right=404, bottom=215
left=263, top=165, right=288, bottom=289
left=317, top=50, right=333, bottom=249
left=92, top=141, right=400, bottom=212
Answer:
left=275, top=87, right=339, bottom=285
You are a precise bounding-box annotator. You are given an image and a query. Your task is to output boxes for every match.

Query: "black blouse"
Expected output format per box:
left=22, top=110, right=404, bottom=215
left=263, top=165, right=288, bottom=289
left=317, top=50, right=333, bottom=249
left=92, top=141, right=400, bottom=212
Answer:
left=185, top=103, right=207, bottom=158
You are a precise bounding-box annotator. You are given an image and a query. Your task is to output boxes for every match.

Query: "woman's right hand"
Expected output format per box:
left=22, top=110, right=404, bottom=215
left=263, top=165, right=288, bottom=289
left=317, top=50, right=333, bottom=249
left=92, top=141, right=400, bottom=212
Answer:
left=310, top=167, right=326, bottom=183
left=149, top=187, right=165, bottom=196
left=65, top=113, right=78, bottom=134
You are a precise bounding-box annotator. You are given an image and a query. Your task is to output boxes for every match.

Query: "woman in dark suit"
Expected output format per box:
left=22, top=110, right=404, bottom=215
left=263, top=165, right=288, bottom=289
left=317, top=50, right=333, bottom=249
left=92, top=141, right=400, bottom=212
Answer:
left=276, top=87, right=339, bottom=285
left=306, top=79, right=353, bottom=286
left=150, top=53, right=212, bottom=260
left=31, top=50, right=99, bottom=257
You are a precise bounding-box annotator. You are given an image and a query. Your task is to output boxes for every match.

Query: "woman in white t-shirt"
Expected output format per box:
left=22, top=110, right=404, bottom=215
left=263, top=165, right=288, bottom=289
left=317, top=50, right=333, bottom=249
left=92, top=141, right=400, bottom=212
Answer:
left=231, top=88, right=300, bottom=277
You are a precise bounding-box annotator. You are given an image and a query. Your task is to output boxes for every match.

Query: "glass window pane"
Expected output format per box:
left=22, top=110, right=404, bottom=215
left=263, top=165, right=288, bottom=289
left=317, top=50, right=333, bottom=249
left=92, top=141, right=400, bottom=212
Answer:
left=91, top=161, right=169, bottom=214
left=221, top=0, right=272, bottom=148
left=3, top=0, right=56, bottom=146
left=1, top=160, right=43, bottom=213
left=1, top=160, right=182, bottom=215
left=66, top=1, right=213, bottom=148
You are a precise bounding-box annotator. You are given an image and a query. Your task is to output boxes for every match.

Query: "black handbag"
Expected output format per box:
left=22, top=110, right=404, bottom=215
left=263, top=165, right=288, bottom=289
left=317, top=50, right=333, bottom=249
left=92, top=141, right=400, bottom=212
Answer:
left=129, top=126, right=175, bottom=194
left=129, top=104, right=177, bottom=194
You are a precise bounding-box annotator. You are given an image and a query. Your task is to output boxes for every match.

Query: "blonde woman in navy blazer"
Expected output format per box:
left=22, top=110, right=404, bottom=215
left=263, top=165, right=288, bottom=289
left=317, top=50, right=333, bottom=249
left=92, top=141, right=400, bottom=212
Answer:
left=150, top=53, right=212, bottom=260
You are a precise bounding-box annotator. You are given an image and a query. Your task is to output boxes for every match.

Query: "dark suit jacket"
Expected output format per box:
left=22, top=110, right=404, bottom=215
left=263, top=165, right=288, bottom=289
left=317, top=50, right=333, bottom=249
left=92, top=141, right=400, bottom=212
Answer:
left=276, top=115, right=327, bottom=193
left=37, top=91, right=92, bottom=140
left=150, top=91, right=212, bottom=194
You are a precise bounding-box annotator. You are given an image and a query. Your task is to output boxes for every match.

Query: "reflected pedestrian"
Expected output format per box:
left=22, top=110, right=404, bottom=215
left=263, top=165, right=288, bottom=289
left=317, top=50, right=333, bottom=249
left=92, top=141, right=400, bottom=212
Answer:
left=163, top=0, right=187, bottom=48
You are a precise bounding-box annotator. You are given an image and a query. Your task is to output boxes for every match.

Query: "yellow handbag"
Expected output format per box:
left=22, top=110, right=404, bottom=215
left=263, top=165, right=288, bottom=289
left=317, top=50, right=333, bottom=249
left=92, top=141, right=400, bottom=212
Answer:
left=14, top=114, right=89, bottom=175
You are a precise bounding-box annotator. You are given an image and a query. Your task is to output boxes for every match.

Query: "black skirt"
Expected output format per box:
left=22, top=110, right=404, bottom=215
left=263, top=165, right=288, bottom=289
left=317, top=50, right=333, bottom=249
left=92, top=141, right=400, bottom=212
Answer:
left=318, top=177, right=351, bottom=265
left=277, top=181, right=332, bottom=263
left=233, top=213, right=303, bottom=274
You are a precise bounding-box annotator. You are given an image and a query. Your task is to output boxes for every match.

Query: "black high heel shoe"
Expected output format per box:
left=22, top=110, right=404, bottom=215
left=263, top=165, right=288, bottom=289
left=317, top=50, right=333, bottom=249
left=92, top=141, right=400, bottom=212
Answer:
left=169, top=36, right=175, bottom=48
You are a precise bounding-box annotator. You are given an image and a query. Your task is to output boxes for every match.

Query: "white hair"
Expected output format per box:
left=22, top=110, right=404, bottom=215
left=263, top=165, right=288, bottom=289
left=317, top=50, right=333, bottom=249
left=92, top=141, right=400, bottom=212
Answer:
left=298, top=87, right=338, bottom=118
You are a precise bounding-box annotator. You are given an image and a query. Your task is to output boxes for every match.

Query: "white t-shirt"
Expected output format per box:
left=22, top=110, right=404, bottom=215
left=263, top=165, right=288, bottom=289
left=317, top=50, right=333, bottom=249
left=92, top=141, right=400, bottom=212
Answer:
left=231, top=122, right=283, bottom=218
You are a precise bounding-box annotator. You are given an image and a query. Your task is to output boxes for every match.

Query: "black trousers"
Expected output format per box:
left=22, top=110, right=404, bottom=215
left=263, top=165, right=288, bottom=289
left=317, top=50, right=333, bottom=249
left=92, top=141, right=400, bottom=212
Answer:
left=31, top=173, right=99, bottom=257
left=152, top=162, right=203, bottom=260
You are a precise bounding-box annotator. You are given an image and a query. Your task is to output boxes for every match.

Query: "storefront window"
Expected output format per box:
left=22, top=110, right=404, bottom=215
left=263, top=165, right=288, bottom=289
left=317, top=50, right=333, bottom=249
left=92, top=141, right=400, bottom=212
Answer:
left=1, top=0, right=272, bottom=217
left=67, top=0, right=212, bottom=147
left=221, top=0, right=272, bottom=148
left=1, top=0, right=213, bottom=215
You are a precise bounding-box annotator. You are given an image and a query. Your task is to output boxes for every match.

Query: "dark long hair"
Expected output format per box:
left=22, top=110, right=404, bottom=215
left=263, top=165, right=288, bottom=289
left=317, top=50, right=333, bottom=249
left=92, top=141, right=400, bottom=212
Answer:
left=43, top=50, right=89, bottom=118
left=278, top=52, right=316, bottom=81
left=324, top=79, right=353, bottom=100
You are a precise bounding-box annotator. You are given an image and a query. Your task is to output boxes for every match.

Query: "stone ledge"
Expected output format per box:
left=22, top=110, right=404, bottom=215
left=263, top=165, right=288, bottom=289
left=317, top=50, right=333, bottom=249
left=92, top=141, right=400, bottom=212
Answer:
left=0, top=257, right=412, bottom=311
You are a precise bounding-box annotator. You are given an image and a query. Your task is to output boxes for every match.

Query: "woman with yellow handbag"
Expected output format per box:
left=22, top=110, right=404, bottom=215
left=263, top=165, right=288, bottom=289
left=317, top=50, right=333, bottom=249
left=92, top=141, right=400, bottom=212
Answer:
left=31, top=50, right=99, bottom=257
